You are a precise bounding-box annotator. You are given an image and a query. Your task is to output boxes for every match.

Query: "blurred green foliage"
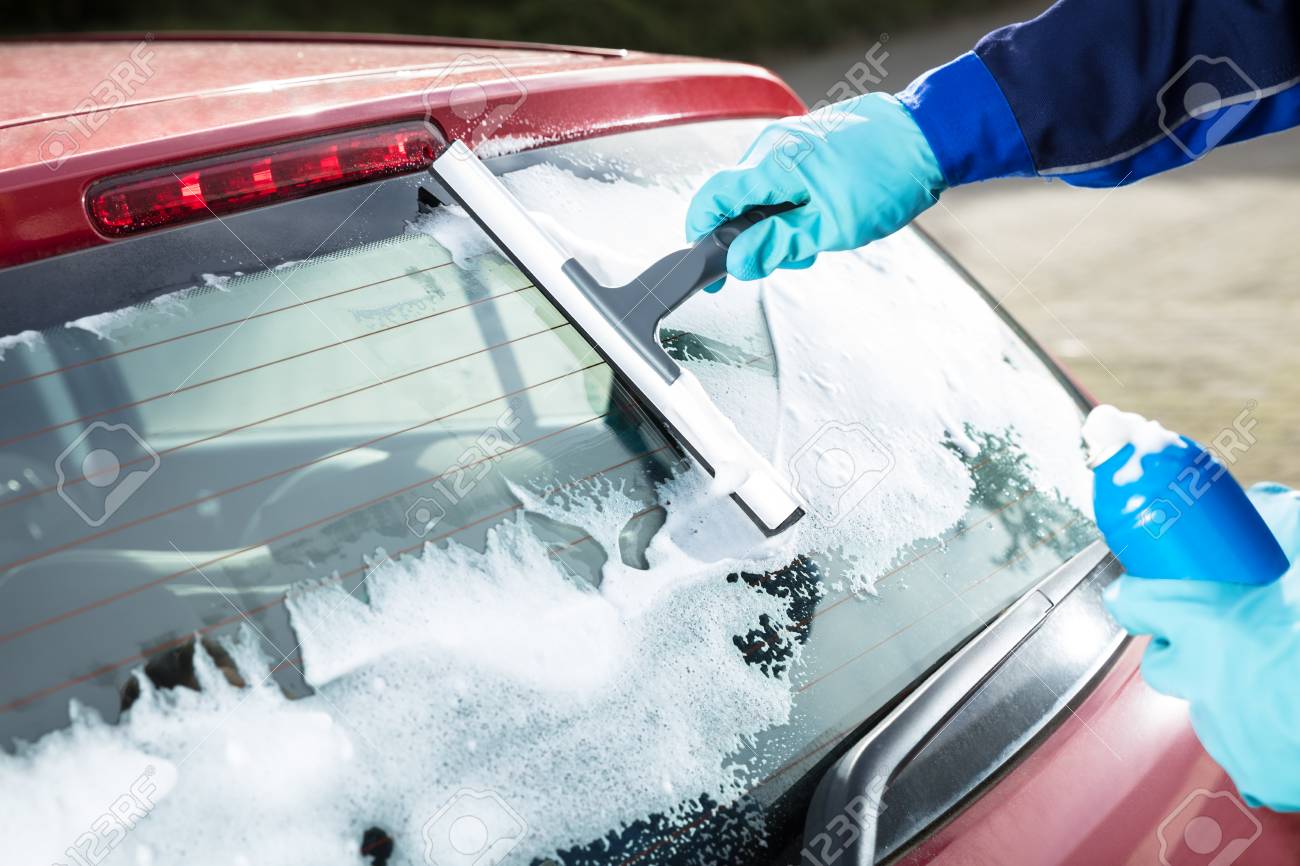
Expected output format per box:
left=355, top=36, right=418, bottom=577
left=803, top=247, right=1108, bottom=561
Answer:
left=8, top=0, right=1009, bottom=58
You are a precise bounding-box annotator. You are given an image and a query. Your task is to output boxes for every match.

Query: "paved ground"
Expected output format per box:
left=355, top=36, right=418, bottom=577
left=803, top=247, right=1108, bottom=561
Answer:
left=767, top=4, right=1300, bottom=484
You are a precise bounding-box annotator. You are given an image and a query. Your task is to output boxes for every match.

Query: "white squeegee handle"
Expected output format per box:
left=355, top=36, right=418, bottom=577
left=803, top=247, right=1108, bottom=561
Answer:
left=428, top=142, right=805, bottom=535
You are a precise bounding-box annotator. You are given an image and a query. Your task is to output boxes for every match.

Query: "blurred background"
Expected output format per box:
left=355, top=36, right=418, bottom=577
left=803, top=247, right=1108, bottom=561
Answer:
left=8, top=0, right=1296, bottom=483
left=6, top=0, right=1005, bottom=56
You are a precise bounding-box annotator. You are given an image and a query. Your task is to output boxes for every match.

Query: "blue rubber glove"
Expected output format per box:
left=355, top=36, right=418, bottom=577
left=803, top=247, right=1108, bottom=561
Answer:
left=686, top=92, right=946, bottom=287
left=1104, top=482, right=1300, bottom=811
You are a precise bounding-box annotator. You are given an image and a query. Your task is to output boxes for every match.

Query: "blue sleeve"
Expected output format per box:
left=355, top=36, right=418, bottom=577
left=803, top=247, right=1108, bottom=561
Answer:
left=897, top=0, right=1300, bottom=188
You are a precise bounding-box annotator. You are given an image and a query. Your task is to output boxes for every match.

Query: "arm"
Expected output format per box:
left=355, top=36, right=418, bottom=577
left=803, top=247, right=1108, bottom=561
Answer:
left=902, top=0, right=1300, bottom=187
left=687, top=0, right=1300, bottom=280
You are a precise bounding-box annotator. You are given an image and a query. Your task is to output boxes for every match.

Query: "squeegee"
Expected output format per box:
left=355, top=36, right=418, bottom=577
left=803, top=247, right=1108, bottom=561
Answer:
left=430, top=141, right=805, bottom=535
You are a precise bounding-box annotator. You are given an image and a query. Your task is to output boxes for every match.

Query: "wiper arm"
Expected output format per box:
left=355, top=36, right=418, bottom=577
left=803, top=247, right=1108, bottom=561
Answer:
left=803, top=540, right=1115, bottom=864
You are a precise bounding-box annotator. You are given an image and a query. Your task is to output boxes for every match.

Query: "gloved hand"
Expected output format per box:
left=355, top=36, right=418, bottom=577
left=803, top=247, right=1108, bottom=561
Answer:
left=685, top=92, right=946, bottom=286
left=1104, top=482, right=1300, bottom=811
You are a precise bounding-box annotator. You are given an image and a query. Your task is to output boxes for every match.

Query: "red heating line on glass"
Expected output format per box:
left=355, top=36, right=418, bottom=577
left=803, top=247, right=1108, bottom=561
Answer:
left=0, top=383, right=659, bottom=648
left=271, top=653, right=305, bottom=676
left=0, top=322, right=573, bottom=513
left=0, top=362, right=605, bottom=578
left=0, top=283, right=537, bottom=450
left=0, top=413, right=612, bottom=650
left=0, top=261, right=459, bottom=393
left=0, top=440, right=674, bottom=713
left=0, top=333, right=703, bottom=643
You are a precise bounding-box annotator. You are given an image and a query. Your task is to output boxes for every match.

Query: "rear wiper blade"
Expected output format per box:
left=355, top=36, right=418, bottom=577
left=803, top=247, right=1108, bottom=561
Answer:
left=803, top=540, right=1116, bottom=864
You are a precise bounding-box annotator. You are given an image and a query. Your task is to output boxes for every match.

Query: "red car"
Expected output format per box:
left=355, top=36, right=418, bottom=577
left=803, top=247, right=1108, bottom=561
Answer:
left=0, top=33, right=1296, bottom=866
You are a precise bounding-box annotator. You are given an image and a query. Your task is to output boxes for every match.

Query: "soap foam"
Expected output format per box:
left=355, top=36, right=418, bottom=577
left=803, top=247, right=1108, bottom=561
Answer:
left=1082, top=404, right=1185, bottom=484
left=0, top=329, right=42, bottom=360
left=66, top=308, right=140, bottom=341
left=474, top=135, right=545, bottom=159
left=2, top=493, right=797, bottom=866
left=411, top=205, right=501, bottom=267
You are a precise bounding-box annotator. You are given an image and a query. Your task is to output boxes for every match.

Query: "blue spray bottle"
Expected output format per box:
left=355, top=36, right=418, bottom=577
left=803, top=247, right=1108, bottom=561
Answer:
left=1084, top=405, right=1288, bottom=585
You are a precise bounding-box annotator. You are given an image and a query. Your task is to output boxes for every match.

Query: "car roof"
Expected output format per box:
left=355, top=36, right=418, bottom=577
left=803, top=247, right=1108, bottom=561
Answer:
left=1, top=34, right=627, bottom=133
left=0, top=34, right=802, bottom=266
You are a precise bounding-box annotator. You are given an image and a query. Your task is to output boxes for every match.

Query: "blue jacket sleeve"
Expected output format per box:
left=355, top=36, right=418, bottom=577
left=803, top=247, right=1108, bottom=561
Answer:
left=897, top=0, right=1300, bottom=188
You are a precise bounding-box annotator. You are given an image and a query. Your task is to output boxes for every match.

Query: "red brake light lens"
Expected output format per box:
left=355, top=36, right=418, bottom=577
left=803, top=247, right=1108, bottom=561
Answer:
left=87, top=124, right=440, bottom=237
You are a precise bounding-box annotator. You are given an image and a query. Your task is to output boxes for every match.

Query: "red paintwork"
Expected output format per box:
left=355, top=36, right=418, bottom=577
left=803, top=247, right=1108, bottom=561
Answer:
left=898, top=638, right=1300, bottom=865
left=0, top=37, right=802, bottom=266
left=4, top=34, right=1295, bottom=863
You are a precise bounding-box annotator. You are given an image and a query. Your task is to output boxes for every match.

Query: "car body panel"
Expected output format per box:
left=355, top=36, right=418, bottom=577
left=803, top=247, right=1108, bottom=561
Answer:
left=897, top=638, right=1300, bottom=865
left=0, top=36, right=801, bottom=265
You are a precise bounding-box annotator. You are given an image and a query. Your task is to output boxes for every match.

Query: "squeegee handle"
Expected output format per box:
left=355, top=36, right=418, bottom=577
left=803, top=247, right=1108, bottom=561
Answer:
left=712, top=202, right=803, bottom=246
left=617, top=201, right=804, bottom=325
left=694, top=201, right=803, bottom=288
left=557, top=200, right=805, bottom=383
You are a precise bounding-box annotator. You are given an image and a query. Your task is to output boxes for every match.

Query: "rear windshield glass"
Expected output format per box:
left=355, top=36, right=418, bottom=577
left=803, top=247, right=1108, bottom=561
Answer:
left=0, top=119, right=1096, bottom=865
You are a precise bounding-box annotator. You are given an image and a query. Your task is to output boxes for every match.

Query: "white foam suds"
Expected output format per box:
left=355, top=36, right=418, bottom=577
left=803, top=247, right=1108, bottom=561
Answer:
left=474, top=135, right=545, bottom=159
left=66, top=308, right=138, bottom=341
left=0, top=329, right=42, bottom=360
left=5, top=714, right=180, bottom=862
left=62, top=290, right=199, bottom=343
left=410, top=205, right=501, bottom=267
left=1082, top=404, right=1185, bottom=484
left=4, top=501, right=794, bottom=865
left=199, top=271, right=238, bottom=289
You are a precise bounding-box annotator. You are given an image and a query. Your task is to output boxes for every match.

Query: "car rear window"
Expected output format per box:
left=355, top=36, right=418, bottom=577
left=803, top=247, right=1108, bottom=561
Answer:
left=0, top=119, right=1097, bottom=865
